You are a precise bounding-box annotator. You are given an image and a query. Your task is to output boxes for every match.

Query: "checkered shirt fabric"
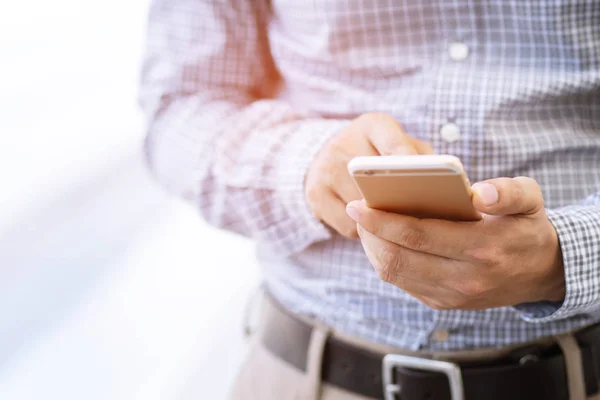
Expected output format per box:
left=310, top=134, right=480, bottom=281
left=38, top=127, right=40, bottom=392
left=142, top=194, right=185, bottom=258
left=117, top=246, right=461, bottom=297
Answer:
left=140, top=0, right=600, bottom=350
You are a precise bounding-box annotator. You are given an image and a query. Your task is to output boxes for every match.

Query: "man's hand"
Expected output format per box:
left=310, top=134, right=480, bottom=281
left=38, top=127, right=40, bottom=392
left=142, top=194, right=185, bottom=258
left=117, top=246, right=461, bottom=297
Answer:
left=305, top=113, right=432, bottom=238
left=346, top=177, right=566, bottom=310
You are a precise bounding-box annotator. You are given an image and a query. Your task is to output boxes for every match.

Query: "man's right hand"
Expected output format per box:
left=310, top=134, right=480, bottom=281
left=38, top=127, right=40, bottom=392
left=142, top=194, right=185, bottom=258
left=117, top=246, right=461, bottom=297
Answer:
left=305, top=113, right=433, bottom=238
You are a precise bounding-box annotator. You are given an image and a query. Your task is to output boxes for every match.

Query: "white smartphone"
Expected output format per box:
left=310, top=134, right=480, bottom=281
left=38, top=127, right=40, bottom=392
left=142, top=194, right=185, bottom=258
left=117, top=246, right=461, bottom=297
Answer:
left=348, top=155, right=481, bottom=221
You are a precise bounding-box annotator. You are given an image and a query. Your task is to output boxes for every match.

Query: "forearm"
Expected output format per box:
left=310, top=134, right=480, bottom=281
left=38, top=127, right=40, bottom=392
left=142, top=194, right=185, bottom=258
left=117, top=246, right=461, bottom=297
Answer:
left=140, top=0, right=350, bottom=255
left=144, top=93, right=348, bottom=254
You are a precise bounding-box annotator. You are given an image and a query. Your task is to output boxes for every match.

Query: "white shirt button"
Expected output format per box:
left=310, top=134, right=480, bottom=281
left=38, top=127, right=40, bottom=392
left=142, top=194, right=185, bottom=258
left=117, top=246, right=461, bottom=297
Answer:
left=449, top=42, right=470, bottom=61
left=433, top=330, right=450, bottom=342
left=440, top=122, right=461, bottom=143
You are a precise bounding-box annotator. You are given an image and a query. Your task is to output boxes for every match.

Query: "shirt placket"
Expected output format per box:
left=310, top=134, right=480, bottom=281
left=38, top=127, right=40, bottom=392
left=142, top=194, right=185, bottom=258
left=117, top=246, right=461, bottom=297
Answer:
left=429, top=1, right=480, bottom=174
left=424, top=1, right=480, bottom=349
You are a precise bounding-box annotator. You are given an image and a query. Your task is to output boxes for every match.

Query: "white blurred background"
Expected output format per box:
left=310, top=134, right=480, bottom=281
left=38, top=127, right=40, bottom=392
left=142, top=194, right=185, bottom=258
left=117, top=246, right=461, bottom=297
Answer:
left=0, top=1, right=259, bottom=399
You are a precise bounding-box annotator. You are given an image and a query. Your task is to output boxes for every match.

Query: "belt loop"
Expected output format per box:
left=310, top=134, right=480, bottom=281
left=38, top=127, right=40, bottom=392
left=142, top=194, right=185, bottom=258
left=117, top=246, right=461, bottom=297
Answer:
left=302, top=323, right=331, bottom=400
left=555, top=333, right=586, bottom=400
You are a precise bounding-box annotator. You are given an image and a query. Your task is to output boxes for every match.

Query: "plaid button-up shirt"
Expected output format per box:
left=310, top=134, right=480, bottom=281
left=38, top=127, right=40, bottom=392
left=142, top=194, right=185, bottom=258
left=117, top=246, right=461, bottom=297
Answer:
left=140, top=0, right=600, bottom=350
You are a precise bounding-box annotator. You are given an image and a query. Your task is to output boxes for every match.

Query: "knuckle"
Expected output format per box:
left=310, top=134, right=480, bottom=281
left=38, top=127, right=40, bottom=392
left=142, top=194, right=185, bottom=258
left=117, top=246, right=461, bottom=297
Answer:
left=397, top=225, right=429, bottom=251
left=325, top=136, right=352, bottom=161
left=311, top=152, right=329, bottom=172
left=514, top=176, right=544, bottom=210
left=425, top=300, right=446, bottom=311
left=328, top=134, right=347, bottom=153
left=515, top=176, right=538, bottom=188
left=455, top=279, right=488, bottom=298
left=465, top=243, right=501, bottom=266
left=375, top=247, right=401, bottom=283
left=486, top=245, right=504, bottom=265
left=368, top=218, right=386, bottom=237
left=375, top=264, right=394, bottom=283
left=512, top=183, right=526, bottom=203
left=305, top=181, right=322, bottom=203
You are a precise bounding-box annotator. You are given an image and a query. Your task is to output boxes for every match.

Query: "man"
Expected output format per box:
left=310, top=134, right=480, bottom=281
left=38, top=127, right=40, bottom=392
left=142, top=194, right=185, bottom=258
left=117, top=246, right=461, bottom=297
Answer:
left=140, top=1, right=600, bottom=399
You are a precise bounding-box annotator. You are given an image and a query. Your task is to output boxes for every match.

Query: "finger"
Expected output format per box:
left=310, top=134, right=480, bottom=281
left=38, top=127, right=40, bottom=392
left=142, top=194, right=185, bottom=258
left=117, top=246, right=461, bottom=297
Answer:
left=358, top=113, right=419, bottom=155
left=347, top=200, right=478, bottom=260
left=471, top=177, right=544, bottom=216
left=331, top=127, right=380, bottom=162
left=334, top=177, right=362, bottom=205
left=330, top=161, right=363, bottom=203
left=319, top=190, right=359, bottom=238
left=358, top=226, right=453, bottom=286
left=409, top=137, right=435, bottom=155
left=358, top=227, right=496, bottom=310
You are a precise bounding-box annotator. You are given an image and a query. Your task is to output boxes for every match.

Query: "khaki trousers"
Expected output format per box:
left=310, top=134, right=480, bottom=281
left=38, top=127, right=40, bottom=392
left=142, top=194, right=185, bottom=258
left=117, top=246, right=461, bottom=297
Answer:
left=230, top=294, right=600, bottom=400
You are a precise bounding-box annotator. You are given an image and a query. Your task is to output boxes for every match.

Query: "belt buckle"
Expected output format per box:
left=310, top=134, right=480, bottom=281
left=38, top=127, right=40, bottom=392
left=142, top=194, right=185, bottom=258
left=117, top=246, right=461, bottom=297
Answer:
left=382, top=354, right=465, bottom=400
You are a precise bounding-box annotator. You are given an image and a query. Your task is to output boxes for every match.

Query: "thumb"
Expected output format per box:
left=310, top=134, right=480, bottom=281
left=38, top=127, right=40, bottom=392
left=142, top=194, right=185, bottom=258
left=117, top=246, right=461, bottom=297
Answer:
left=471, top=177, right=544, bottom=216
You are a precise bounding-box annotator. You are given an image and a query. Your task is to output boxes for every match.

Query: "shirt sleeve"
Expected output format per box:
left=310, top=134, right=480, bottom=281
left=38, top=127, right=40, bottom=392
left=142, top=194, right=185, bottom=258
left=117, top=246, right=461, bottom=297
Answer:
left=515, top=191, right=600, bottom=322
left=139, top=0, right=349, bottom=256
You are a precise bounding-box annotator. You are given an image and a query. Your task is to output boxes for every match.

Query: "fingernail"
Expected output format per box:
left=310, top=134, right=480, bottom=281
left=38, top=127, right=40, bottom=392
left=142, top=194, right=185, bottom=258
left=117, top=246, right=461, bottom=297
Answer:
left=346, top=204, right=360, bottom=222
left=473, top=183, right=498, bottom=206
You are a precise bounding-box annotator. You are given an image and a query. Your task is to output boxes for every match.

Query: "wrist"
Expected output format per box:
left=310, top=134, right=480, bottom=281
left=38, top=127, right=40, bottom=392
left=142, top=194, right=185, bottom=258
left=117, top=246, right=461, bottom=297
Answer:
left=539, top=225, right=566, bottom=302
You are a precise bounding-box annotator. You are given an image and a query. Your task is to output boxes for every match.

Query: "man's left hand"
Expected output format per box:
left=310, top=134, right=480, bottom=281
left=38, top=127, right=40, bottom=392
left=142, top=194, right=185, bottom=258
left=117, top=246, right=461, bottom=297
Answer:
left=346, top=177, right=566, bottom=310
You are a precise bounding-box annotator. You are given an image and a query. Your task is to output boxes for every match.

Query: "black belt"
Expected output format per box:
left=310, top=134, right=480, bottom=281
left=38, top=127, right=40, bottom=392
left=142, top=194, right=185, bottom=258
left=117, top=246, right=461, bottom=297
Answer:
left=260, top=293, right=600, bottom=400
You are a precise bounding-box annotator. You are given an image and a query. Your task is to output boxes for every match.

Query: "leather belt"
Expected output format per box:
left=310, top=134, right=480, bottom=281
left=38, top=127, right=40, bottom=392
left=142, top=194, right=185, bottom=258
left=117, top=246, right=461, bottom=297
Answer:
left=260, top=293, right=600, bottom=400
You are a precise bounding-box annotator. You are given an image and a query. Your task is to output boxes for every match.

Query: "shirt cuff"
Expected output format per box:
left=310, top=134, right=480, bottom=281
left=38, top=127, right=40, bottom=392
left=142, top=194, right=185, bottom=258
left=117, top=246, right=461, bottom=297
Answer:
left=272, top=119, right=351, bottom=254
left=515, top=206, right=600, bottom=322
